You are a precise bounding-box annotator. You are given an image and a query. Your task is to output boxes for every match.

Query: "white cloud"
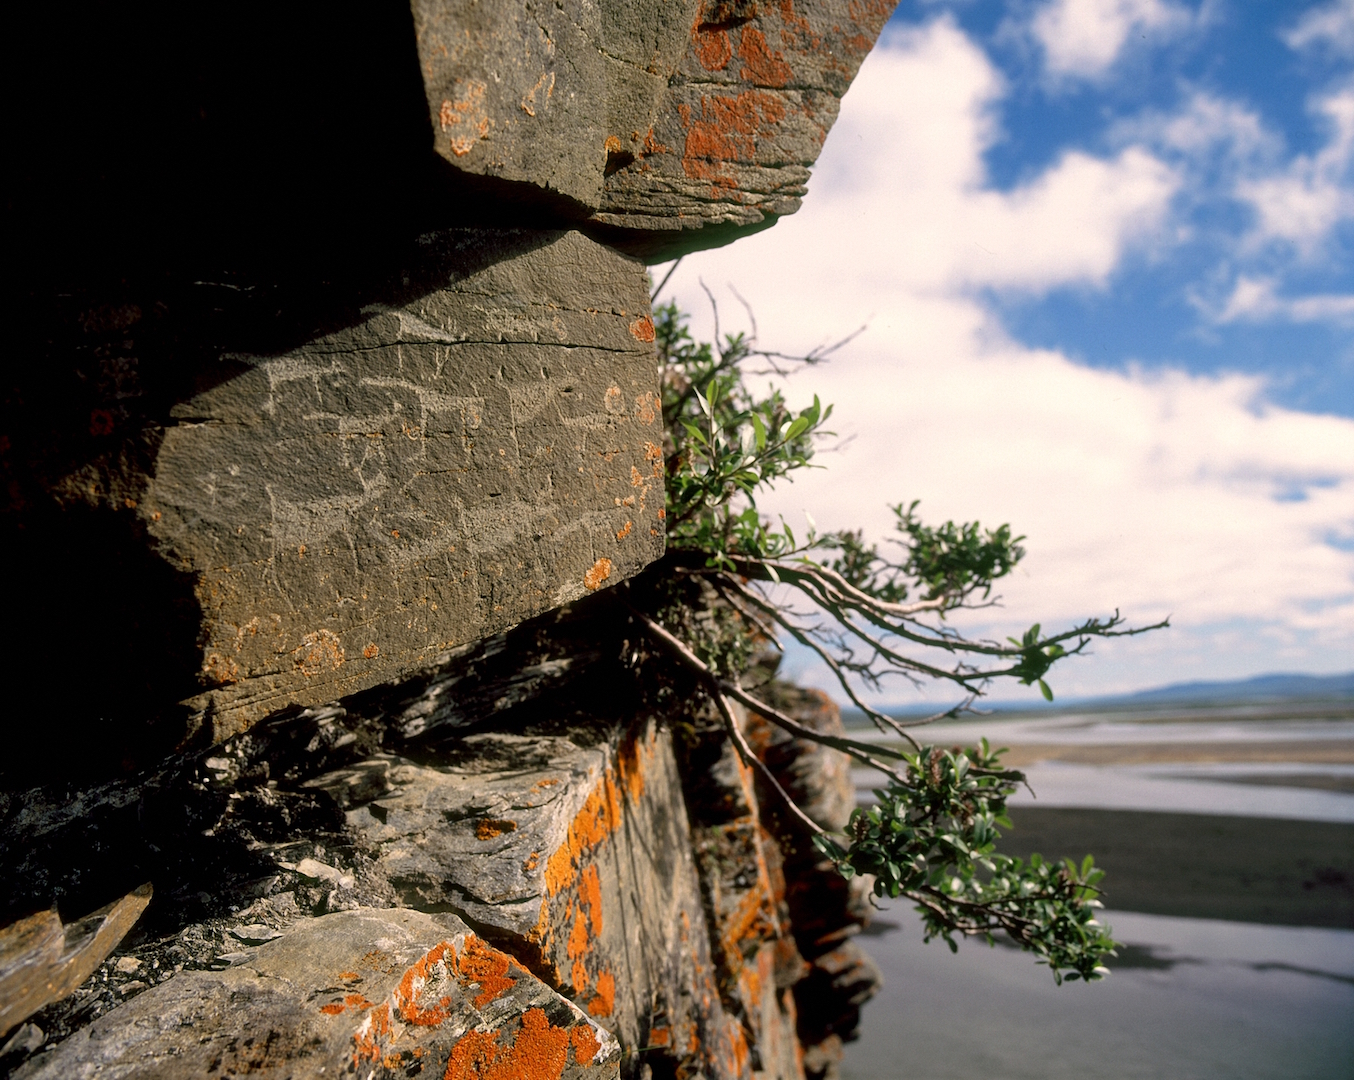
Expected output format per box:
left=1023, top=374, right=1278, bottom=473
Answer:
left=1030, top=0, right=1194, bottom=80
left=658, top=20, right=1354, bottom=699
left=1236, top=86, right=1354, bottom=255
left=1284, top=0, right=1354, bottom=57
left=1215, top=275, right=1354, bottom=323
left=789, top=19, right=1178, bottom=296
left=1113, top=90, right=1279, bottom=164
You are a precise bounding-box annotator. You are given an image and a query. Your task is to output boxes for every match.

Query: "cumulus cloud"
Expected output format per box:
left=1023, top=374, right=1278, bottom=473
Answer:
left=657, top=19, right=1354, bottom=699
left=1284, top=0, right=1354, bottom=57
left=1030, top=0, right=1195, bottom=80
left=1236, top=85, right=1354, bottom=255
left=779, top=19, right=1178, bottom=296
left=1214, top=275, right=1354, bottom=323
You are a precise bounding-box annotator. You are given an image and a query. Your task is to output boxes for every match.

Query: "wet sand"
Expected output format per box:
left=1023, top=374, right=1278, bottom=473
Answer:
left=996, top=740, right=1354, bottom=767
left=1000, top=808, right=1354, bottom=929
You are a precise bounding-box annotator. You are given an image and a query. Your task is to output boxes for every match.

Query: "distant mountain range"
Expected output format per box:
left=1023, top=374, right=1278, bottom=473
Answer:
left=1108, top=671, right=1354, bottom=705
left=850, top=670, right=1354, bottom=721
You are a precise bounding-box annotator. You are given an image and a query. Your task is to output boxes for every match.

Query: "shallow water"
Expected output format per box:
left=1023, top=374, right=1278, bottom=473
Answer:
left=842, top=910, right=1354, bottom=1080
left=842, top=704, right=1354, bottom=1078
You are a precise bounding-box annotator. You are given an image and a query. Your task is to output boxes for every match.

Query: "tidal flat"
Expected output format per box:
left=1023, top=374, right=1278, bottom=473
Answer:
left=842, top=696, right=1354, bottom=1079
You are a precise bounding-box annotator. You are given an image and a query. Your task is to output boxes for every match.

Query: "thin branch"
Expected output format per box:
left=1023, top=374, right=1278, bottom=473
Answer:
left=710, top=687, right=827, bottom=838
left=628, top=605, right=912, bottom=779
left=651, top=258, right=683, bottom=302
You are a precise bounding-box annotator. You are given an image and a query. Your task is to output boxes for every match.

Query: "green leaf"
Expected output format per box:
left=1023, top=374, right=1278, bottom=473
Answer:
left=1038, top=679, right=1053, bottom=701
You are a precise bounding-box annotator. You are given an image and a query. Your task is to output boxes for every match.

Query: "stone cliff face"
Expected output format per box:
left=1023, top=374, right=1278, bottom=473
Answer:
left=1, top=1, right=896, bottom=1076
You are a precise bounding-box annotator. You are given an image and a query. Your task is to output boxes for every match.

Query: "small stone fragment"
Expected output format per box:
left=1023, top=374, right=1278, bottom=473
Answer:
left=292, top=859, right=355, bottom=890
left=112, top=956, right=140, bottom=975
left=228, top=925, right=285, bottom=946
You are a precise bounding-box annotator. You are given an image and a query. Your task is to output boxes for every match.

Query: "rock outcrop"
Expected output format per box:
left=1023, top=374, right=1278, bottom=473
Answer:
left=3, top=0, right=896, bottom=1075
left=1, top=604, right=878, bottom=1079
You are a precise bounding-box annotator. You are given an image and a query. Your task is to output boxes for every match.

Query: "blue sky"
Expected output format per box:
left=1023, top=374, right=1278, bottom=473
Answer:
left=658, top=0, right=1354, bottom=701
left=909, top=0, right=1354, bottom=418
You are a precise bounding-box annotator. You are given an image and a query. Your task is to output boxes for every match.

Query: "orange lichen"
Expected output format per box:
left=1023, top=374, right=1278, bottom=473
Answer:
left=616, top=521, right=633, bottom=541
left=604, top=135, right=623, bottom=154
left=677, top=91, right=788, bottom=184
left=321, top=1002, right=347, bottom=1016
left=459, top=935, right=517, bottom=1008
left=738, top=26, right=793, bottom=86
left=649, top=1027, right=671, bottom=1047
left=629, top=315, right=656, bottom=342
left=443, top=1008, right=570, bottom=1080
left=643, top=441, right=664, bottom=475
left=587, top=971, right=616, bottom=1018
left=396, top=942, right=456, bottom=1027
left=692, top=25, right=732, bottom=70
left=567, top=912, right=590, bottom=962
left=523, top=852, right=540, bottom=873
left=634, top=391, right=658, bottom=424
left=656, top=508, right=666, bottom=520
left=439, top=80, right=491, bottom=156
left=583, top=558, right=612, bottom=590
left=363, top=643, right=380, bottom=659
left=339, top=971, right=361, bottom=981
left=476, top=818, right=518, bottom=840
left=202, top=652, right=240, bottom=686
left=579, top=864, right=604, bottom=938
left=352, top=1002, right=393, bottom=1065
left=293, top=629, right=344, bottom=676
left=571, top=958, right=588, bottom=993
left=570, top=1024, right=601, bottom=1066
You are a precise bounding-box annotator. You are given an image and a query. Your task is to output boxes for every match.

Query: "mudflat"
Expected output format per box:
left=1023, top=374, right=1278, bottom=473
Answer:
left=1000, top=808, right=1354, bottom=929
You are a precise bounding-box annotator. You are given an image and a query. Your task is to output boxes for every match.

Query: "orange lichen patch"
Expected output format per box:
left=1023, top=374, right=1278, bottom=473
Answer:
left=293, top=629, right=344, bottom=677
left=720, top=880, right=780, bottom=961
left=363, top=642, right=380, bottom=659
left=587, top=971, right=616, bottom=1018
left=649, top=1026, right=671, bottom=1047
left=579, top=864, right=604, bottom=937
left=634, top=391, right=658, bottom=424
left=340, top=971, right=361, bottom=981
left=443, top=1008, right=571, bottom=1080
left=533, top=778, right=560, bottom=789
left=615, top=521, right=633, bottom=541
left=202, top=652, right=240, bottom=686
left=630, top=465, right=645, bottom=488
left=439, top=80, right=491, bottom=156
left=583, top=558, right=612, bottom=591
left=520, top=71, right=556, bottom=117
left=677, top=91, right=788, bottom=183
left=476, top=818, right=518, bottom=840
left=604, top=135, right=623, bottom=154
left=692, top=24, right=732, bottom=70
left=522, top=851, right=540, bottom=873
left=729, top=1025, right=750, bottom=1078
left=617, top=729, right=653, bottom=804
left=629, top=315, right=656, bottom=342
left=321, top=1002, right=347, bottom=1016
left=395, top=942, right=457, bottom=1028
left=566, top=912, right=590, bottom=962
left=604, top=384, right=623, bottom=411
left=459, top=934, right=517, bottom=1008
left=570, top=1024, right=601, bottom=1066
left=643, top=440, right=664, bottom=473
left=571, top=958, right=588, bottom=994
left=352, top=1002, right=393, bottom=1065
left=738, top=26, right=793, bottom=86
left=542, top=773, right=622, bottom=898
left=656, top=508, right=666, bottom=520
